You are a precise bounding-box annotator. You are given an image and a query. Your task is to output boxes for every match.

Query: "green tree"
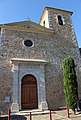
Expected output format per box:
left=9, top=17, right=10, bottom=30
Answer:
left=62, top=56, right=78, bottom=111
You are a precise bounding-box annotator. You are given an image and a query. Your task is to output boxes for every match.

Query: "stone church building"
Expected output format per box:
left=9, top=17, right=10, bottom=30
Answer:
left=0, top=7, right=81, bottom=113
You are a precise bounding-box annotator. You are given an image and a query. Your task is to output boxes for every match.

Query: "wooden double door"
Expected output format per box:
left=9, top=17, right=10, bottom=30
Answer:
left=21, top=74, right=38, bottom=109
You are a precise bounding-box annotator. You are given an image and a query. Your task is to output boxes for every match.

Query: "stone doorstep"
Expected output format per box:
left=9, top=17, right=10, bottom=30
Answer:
left=11, top=109, right=55, bottom=116
left=0, top=109, right=51, bottom=117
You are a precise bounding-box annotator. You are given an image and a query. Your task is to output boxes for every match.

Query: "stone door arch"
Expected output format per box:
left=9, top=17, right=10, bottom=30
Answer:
left=21, top=74, right=38, bottom=109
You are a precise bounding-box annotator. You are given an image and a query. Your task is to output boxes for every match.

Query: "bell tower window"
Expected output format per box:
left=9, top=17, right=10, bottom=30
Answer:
left=57, top=15, right=63, bottom=25
left=43, top=21, right=45, bottom=27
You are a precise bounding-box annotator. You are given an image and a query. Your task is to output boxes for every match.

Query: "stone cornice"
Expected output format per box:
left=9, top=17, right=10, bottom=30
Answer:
left=11, top=58, right=48, bottom=65
left=45, top=7, right=73, bottom=15
left=0, top=25, right=53, bottom=34
left=4, top=20, right=51, bottom=32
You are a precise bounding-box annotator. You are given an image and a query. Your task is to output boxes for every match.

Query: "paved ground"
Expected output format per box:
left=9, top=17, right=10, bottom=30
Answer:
left=25, top=111, right=70, bottom=120
left=55, top=109, right=81, bottom=120
left=1, top=109, right=81, bottom=120
left=20, top=109, right=81, bottom=120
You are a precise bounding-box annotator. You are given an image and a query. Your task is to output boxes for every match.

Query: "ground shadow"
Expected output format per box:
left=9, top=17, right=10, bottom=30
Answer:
left=0, top=115, right=27, bottom=120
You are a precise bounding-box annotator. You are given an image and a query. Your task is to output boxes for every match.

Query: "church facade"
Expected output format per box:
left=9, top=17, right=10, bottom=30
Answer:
left=0, top=7, right=81, bottom=113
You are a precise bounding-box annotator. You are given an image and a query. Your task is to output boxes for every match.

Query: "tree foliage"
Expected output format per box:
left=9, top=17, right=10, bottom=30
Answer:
left=62, top=56, right=78, bottom=110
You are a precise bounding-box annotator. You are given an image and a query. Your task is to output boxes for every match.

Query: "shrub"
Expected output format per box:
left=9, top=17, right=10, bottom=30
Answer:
left=62, top=56, right=78, bottom=111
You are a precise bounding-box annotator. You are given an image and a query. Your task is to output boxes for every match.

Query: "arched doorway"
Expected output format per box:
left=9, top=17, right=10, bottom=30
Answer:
left=21, top=74, right=38, bottom=109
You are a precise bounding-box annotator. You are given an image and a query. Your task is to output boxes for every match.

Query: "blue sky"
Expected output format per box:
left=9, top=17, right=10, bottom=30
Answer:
left=0, top=0, right=81, bottom=48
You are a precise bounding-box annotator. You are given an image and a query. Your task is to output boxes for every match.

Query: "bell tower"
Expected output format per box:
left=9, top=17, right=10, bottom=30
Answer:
left=40, top=7, right=78, bottom=47
left=40, top=7, right=73, bottom=30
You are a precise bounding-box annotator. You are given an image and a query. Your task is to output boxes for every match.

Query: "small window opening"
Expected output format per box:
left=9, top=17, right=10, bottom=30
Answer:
left=43, top=21, right=45, bottom=27
left=58, top=15, right=63, bottom=25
